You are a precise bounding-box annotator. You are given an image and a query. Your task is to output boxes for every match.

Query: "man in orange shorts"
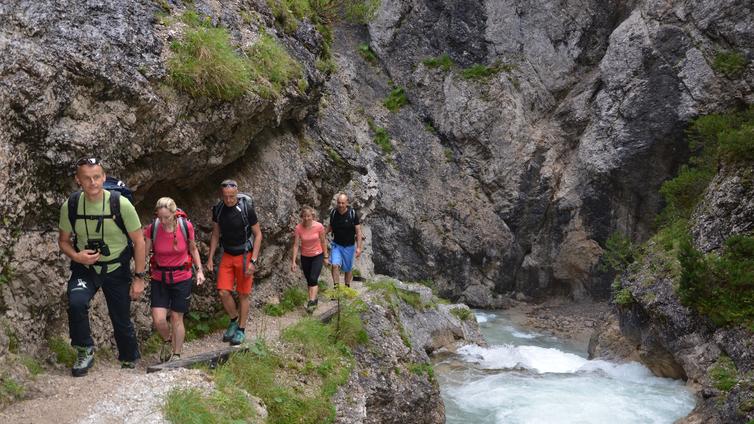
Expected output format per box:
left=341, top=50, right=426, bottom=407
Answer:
left=206, top=180, right=262, bottom=345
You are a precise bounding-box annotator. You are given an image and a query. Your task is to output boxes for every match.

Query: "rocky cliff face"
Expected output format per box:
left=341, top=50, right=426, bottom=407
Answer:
left=589, top=159, right=754, bottom=423
left=0, top=0, right=752, bottom=398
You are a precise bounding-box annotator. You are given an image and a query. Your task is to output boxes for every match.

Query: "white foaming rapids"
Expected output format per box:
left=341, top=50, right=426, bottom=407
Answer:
left=458, top=344, right=665, bottom=382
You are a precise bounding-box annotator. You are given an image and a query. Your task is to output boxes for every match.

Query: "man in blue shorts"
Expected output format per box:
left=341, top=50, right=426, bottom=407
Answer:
left=326, top=193, right=362, bottom=287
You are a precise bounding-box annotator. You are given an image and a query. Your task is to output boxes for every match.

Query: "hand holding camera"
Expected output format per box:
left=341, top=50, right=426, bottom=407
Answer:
left=85, top=239, right=111, bottom=256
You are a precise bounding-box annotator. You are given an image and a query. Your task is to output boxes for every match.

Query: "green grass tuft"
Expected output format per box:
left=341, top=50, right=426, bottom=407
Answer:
left=613, top=287, right=635, bottom=306
left=48, top=337, right=77, bottom=368
left=168, top=13, right=252, bottom=101
left=710, top=355, right=738, bottom=392
left=383, top=86, right=408, bottom=112
left=450, top=307, right=472, bottom=321
left=460, top=62, right=514, bottom=80
left=263, top=287, right=308, bottom=317
left=357, top=43, right=378, bottom=64
left=712, top=51, right=748, bottom=79
left=408, top=362, right=435, bottom=381
left=247, top=34, right=304, bottom=99
left=422, top=54, right=454, bottom=71
left=20, top=356, right=43, bottom=376
left=344, top=0, right=380, bottom=24
left=367, top=119, right=392, bottom=154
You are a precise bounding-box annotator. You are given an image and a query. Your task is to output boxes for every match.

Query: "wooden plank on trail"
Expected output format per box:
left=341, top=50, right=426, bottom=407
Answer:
left=146, top=346, right=247, bottom=373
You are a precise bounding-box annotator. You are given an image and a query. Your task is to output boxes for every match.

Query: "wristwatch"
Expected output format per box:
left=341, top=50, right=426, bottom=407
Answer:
left=134, top=271, right=148, bottom=279
left=250, top=258, right=258, bottom=266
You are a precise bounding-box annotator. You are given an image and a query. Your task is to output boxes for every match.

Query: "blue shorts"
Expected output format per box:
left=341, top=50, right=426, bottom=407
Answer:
left=330, top=242, right=355, bottom=272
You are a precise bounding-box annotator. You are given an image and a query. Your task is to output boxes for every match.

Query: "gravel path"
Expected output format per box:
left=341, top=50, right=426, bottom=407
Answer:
left=0, top=291, right=344, bottom=424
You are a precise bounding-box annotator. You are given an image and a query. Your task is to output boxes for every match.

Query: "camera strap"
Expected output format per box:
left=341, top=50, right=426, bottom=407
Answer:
left=82, top=193, right=107, bottom=241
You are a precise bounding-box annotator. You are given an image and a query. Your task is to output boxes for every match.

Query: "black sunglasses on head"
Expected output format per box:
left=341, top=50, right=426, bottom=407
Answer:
left=221, top=183, right=237, bottom=188
left=76, top=157, right=101, bottom=167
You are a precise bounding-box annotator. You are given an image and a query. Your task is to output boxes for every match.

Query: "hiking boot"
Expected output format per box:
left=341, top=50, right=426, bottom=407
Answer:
left=306, top=300, right=317, bottom=314
left=120, top=360, right=136, bottom=369
left=159, top=339, right=172, bottom=363
left=71, top=346, right=95, bottom=377
left=230, top=329, right=245, bottom=346
left=167, top=354, right=181, bottom=363
left=222, top=320, right=239, bottom=342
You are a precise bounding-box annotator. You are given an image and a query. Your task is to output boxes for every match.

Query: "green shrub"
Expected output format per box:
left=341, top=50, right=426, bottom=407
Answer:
left=408, top=362, right=435, bottom=381
left=422, top=54, right=454, bottom=71
left=658, top=166, right=714, bottom=223
left=357, top=43, right=378, bottom=64
left=0, top=376, right=24, bottom=401
left=719, top=124, right=754, bottom=163
left=264, top=287, right=307, bottom=316
left=48, top=337, right=76, bottom=367
left=450, top=307, right=472, bottom=321
left=678, top=235, right=754, bottom=327
left=20, top=356, right=43, bottom=376
left=613, top=288, right=634, bottom=306
left=168, top=13, right=252, bottom=100
left=712, top=51, right=748, bottom=79
left=383, top=86, right=408, bottom=112
left=460, top=62, right=514, bottom=80
left=185, top=310, right=230, bottom=342
left=247, top=34, right=304, bottom=98
left=599, top=232, right=637, bottom=273
left=710, top=355, right=738, bottom=392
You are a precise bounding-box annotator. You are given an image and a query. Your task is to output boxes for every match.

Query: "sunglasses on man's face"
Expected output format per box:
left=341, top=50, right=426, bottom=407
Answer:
left=221, top=183, right=237, bottom=188
left=76, top=157, right=101, bottom=167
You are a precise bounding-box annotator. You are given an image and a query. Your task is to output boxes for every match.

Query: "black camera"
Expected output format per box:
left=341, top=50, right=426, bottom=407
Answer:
left=85, top=239, right=111, bottom=256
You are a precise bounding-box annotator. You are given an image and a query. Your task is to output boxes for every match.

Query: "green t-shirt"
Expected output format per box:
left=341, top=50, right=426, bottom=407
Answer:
left=59, top=191, right=142, bottom=273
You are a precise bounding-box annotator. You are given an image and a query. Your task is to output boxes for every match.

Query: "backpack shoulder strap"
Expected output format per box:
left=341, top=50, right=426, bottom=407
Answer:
left=109, top=191, right=128, bottom=236
left=349, top=207, right=355, bottom=222
left=177, top=217, right=189, bottom=242
left=329, top=208, right=336, bottom=224
left=68, top=191, right=82, bottom=235
left=212, top=201, right=223, bottom=223
left=150, top=218, right=159, bottom=243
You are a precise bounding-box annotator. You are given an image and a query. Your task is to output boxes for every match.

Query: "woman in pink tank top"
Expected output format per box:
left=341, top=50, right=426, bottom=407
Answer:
left=291, top=206, right=328, bottom=314
left=145, top=197, right=205, bottom=362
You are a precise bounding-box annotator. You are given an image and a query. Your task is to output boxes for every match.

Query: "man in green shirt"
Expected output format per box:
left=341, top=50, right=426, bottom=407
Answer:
left=58, top=157, right=146, bottom=376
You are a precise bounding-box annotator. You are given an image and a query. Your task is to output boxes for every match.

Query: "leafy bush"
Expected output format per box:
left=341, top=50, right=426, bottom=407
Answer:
left=422, top=54, right=454, bottom=71
left=450, top=307, right=472, bottom=321
left=168, top=13, right=252, bottom=100
left=613, top=288, right=635, bottom=306
left=658, top=166, right=714, bottom=223
left=383, top=86, right=408, bottom=112
left=264, top=287, right=307, bottom=316
left=712, top=51, right=748, bottom=79
left=678, top=235, right=754, bottom=327
left=185, top=310, right=230, bottom=341
left=599, top=232, right=637, bottom=273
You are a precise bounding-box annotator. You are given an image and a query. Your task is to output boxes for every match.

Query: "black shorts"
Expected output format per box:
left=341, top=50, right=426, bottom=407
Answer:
left=301, top=254, right=324, bottom=287
left=150, top=278, right=192, bottom=313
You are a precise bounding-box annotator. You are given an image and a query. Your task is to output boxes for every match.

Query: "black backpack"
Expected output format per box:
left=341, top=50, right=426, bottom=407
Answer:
left=212, top=193, right=254, bottom=250
left=329, top=206, right=356, bottom=226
